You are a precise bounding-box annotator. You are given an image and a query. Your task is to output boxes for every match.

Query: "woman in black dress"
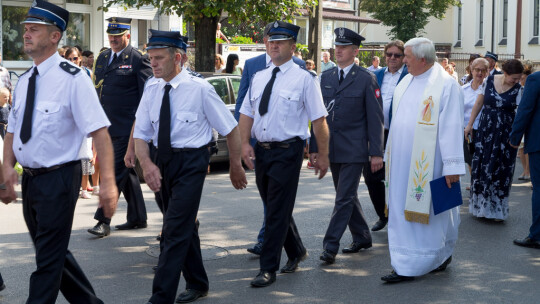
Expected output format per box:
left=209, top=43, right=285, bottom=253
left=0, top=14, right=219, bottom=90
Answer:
left=465, top=59, right=524, bottom=221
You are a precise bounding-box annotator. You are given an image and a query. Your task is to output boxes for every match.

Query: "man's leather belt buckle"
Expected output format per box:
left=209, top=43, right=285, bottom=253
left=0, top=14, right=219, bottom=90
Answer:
left=23, top=160, right=79, bottom=177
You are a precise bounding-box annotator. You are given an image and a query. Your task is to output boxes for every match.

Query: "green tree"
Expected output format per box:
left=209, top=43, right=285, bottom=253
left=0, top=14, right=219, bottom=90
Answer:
left=101, top=0, right=316, bottom=72
left=359, top=0, right=460, bottom=42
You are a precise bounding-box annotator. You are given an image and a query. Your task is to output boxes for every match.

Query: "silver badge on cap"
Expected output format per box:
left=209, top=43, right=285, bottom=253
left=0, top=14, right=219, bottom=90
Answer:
left=339, top=28, right=345, bottom=39
left=274, top=21, right=279, bottom=28
left=32, top=0, right=37, bottom=7
left=148, top=30, right=153, bottom=38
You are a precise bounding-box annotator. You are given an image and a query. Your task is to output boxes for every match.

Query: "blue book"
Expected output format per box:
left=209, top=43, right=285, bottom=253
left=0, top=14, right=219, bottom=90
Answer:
left=430, top=176, right=463, bottom=215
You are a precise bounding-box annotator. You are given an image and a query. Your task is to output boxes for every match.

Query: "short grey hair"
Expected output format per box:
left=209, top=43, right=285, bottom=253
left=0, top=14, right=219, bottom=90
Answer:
left=404, top=37, right=436, bottom=65
left=471, top=57, right=489, bottom=70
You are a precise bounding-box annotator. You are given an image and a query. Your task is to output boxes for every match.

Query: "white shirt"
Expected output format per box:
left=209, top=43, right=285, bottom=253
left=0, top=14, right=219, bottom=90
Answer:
left=108, top=47, right=126, bottom=65
left=337, top=62, right=354, bottom=79
left=134, top=68, right=237, bottom=148
left=8, top=52, right=110, bottom=168
left=240, top=59, right=327, bottom=142
left=368, top=65, right=382, bottom=72
left=381, top=65, right=405, bottom=129
left=462, top=81, right=485, bottom=129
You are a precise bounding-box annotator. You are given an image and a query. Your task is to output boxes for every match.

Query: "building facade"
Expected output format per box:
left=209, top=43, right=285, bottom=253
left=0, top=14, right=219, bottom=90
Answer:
left=1, top=0, right=181, bottom=74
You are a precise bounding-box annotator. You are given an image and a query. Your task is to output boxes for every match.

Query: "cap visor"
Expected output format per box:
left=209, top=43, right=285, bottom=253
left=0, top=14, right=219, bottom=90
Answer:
left=107, top=29, right=128, bottom=35
left=268, top=35, right=294, bottom=41
left=334, top=41, right=353, bottom=45
left=21, top=18, right=55, bottom=27
left=146, top=45, right=170, bottom=50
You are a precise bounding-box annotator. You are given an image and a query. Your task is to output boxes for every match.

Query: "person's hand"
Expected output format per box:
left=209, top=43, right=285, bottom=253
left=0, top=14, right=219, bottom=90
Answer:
left=124, top=148, right=136, bottom=168
left=464, top=125, right=472, bottom=142
left=445, top=175, right=460, bottom=188
left=229, top=162, right=248, bottom=190
left=371, top=156, right=383, bottom=173
left=508, top=139, right=519, bottom=149
left=98, top=183, right=118, bottom=218
left=2, top=166, right=18, bottom=204
left=142, top=161, right=162, bottom=192
left=314, top=153, right=329, bottom=179
left=241, top=143, right=255, bottom=170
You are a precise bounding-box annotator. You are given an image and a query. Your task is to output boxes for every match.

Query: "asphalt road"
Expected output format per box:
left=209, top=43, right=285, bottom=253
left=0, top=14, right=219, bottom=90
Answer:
left=0, top=160, right=538, bottom=304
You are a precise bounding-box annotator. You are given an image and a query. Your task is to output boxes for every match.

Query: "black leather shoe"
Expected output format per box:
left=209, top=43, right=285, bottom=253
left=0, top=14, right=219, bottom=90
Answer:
left=431, top=256, right=452, bottom=273
left=250, top=271, right=276, bottom=287
left=0, top=283, right=5, bottom=292
left=87, top=222, right=110, bottom=237
left=371, top=219, right=388, bottom=231
left=280, top=251, right=308, bottom=273
left=513, top=237, right=540, bottom=249
left=115, top=221, right=148, bottom=230
left=342, top=242, right=372, bottom=253
left=381, top=271, right=414, bottom=283
left=156, top=233, right=162, bottom=241
left=247, top=242, right=263, bottom=255
left=319, top=250, right=336, bottom=264
left=175, top=289, right=208, bottom=303
left=152, top=265, right=158, bottom=271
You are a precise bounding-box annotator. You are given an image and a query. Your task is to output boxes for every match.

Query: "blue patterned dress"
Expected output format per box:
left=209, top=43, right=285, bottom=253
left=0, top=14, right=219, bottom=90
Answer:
left=469, top=75, right=521, bottom=220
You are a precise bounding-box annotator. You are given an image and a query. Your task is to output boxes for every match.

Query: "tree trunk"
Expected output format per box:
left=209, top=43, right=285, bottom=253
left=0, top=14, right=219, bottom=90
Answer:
left=194, top=14, right=221, bottom=72
left=308, top=2, right=323, bottom=74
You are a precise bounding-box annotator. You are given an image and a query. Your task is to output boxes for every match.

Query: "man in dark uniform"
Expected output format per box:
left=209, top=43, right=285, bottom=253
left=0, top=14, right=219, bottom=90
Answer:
left=2, top=1, right=118, bottom=302
left=134, top=30, right=247, bottom=304
left=88, top=17, right=153, bottom=237
left=310, top=28, right=384, bottom=264
left=239, top=21, right=330, bottom=287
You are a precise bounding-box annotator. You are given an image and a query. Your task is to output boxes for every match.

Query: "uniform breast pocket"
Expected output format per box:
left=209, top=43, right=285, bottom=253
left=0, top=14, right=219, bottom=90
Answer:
left=175, top=111, right=199, bottom=135
left=35, top=101, right=62, bottom=133
left=277, top=90, right=301, bottom=116
left=342, top=90, right=363, bottom=102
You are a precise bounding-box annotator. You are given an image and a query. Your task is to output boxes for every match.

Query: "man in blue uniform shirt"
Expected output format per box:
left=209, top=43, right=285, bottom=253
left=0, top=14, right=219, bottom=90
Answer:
left=239, top=20, right=330, bottom=287
left=88, top=16, right=153, bottom=237
left=2, top=1, right=118, bottom=302
left=134, top=30, right=247, bottom=304
left=234, top=22, right=306, bottom=256
left=311, top=28, right=384, bottom=264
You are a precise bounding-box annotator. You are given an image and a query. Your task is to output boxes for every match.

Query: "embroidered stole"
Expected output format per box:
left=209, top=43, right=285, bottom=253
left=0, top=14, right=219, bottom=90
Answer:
left=385, top=64, right=446, bottom=224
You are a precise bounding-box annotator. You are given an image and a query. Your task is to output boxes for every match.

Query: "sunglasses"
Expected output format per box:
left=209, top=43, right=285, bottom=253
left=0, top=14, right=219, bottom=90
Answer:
left=68, top=57, right=79, bottom=62
left=386, top=52, right=403, bottom=58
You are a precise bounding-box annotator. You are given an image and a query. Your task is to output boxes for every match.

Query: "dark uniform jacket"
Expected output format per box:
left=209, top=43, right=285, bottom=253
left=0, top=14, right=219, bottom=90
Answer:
left=311, top=64, right=384, bottom=163
left=93, top=45, right=152, bottom=137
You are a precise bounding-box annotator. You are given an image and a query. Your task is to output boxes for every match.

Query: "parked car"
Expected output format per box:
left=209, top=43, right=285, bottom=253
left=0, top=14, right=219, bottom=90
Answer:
left=199, top=73, right=241, bottom=163
left=135, top=72, right=241, bottom=181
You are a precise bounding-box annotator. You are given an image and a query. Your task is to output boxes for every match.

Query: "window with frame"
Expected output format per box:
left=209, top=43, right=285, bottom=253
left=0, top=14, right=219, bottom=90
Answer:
left=66, top=12, right=91, bottom=51
left=476, top=0, right=484, bottom=46
left=455, top=3, right=462, bottom=47
left=2, top=5, right=30, bottom=61
left=532, top=0, right=540, bottom=44
left=499, top=0, right=508, bottom=45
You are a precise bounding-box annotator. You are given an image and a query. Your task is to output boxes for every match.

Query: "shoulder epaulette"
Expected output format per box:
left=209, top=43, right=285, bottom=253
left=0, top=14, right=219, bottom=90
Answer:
left=59, top=62, right=81, bottom=75
left=186, top=68, right=203, bottom=78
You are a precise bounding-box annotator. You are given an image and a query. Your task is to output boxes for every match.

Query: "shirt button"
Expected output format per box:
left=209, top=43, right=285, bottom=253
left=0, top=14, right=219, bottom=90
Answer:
left=263, top=128, right=266, bottom=131
left=19, top=147, right=22, bottom=151
left=45, top=109, right=48, bottom=113
left=151, top=121, right=154, bottom=123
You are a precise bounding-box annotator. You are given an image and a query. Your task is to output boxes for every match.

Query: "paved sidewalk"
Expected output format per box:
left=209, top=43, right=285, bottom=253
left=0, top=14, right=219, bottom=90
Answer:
left=0, top=160, right=539, bottom=303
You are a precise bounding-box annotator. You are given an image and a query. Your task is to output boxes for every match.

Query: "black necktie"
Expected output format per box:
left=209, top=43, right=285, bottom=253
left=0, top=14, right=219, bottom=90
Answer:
left=259, top=67, right=280, bottom=116
left=339, top=69, right=344, bottom=85
left=158, top=84, right=173, bottom=163
left=20, top=67, right=38, bottom=144
left=109, top=53, right=118, bottom=66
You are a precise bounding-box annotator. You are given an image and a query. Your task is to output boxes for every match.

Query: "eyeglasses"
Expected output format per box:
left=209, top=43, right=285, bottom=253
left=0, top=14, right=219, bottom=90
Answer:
left=68, top=57, right=78, bottom=62
left=472, top=68, right=487, bottom=73
left=386, top=52, right=403, bottom=58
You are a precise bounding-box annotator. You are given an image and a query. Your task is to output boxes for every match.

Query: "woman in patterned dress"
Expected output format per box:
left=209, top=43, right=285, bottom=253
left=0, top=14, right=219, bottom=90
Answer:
left=465, top=59, right=524, bottom=221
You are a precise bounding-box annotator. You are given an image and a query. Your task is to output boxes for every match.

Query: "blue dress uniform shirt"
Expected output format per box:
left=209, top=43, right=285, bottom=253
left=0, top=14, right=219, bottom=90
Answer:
left=8, top=52, right=111, bottom=168
left=134, top=68, right=238, bottom=148
left=239, top=59, right=327, bottom=142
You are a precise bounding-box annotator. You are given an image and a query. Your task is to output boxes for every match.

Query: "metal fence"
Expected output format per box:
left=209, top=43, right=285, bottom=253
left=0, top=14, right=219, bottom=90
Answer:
left=357, top=49, right=538, bottom=81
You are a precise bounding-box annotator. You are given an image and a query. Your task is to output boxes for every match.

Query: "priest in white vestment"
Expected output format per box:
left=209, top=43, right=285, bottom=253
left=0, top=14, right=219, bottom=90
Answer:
left=382, top=38, right=466, bottom=283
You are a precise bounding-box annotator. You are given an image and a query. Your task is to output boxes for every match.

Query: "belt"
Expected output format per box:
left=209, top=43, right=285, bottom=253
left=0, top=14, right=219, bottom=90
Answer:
left=257, top=137, right=302, bottom=150
left=166, top=142, right=215, bottom=153
left=23, top=160, right=79, bottom=177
